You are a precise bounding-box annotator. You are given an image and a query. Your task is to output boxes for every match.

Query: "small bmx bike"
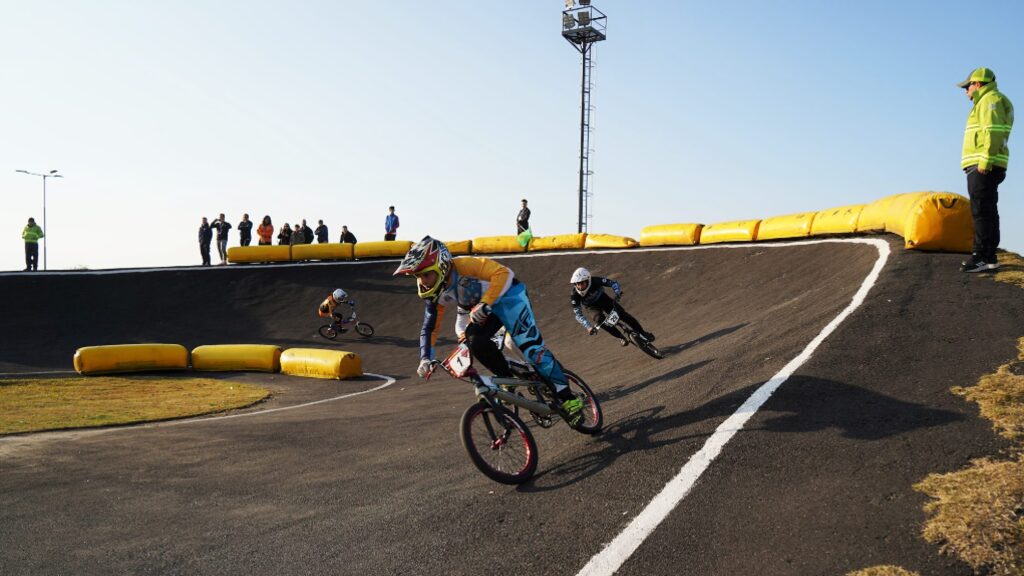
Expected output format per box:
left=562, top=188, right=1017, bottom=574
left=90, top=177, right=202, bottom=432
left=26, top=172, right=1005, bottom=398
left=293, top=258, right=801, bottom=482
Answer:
left=318, top=312, right=374, bottom=339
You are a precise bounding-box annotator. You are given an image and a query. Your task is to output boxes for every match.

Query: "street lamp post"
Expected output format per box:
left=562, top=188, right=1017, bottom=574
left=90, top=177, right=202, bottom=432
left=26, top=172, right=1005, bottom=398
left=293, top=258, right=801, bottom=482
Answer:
left=15, top=169, right=63, bottom=271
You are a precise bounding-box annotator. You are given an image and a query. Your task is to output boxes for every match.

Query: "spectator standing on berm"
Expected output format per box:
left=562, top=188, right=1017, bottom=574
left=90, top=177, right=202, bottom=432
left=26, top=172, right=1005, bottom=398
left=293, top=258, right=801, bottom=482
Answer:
left=291, top=224, right=302, bottom=245
left=278, top=222, right=292, bottom=245
left=211, top=213, right=232, bottom=265
left=22, top=217, right=44, bottom=272
left=516, top=199, right=531, bottom=234
left=315, top=220, right=329, bottom=243
left=198, top=217, right=212, bottom=267
left=958, top=67, right=1014, bottom=273
left=300, top=219, right=314, bottom=244
left=384, top=206, right=399, bottom=241
left=340, top=225, right=357, bottom=244
left=238, top=214, right=253, bottom=246
left=257, top=215, right=274, bottom=245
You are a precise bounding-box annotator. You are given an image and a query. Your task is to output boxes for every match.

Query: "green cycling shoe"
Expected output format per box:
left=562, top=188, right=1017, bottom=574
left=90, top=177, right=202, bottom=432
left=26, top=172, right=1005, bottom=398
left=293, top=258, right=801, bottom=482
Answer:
left=561, top=397, right=585, bottom=428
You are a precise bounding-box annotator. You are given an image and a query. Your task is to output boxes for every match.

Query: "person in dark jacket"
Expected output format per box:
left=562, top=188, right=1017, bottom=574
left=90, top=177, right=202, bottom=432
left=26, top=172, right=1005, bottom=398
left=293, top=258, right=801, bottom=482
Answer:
left=569, top=267, right=655, bottom=346
left=198, top=217, right=213, bottom=266
left=516, top=199, right=531, bottom=234
left=290, top=224, right=303, bottom=245
left=300, top=219, right=314, bottom=244
left=210, top=213, right=232, bottom=265
left=315, top=220, right=329, bottom=243
left=278, top=222, right=292, bottom=245
left=339, top=225, right=357, bottom=244
left=238, top=213, right=253, bottom=246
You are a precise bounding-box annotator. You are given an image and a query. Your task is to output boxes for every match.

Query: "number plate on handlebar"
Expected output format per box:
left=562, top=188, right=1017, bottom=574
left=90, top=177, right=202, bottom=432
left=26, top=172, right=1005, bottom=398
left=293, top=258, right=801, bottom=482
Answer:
left=603, top=310, right=620, bottom=326
left=443, top=344, right=475, bottom=378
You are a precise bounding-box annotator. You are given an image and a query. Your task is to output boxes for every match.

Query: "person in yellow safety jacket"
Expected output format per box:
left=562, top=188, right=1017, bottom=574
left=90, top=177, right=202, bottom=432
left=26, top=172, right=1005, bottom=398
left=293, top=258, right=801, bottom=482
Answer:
left=21, top=217, right=44, bottom=272
left=393, top=236, right=586, bottom=428
left=958, top=67, right=1014, bottom=273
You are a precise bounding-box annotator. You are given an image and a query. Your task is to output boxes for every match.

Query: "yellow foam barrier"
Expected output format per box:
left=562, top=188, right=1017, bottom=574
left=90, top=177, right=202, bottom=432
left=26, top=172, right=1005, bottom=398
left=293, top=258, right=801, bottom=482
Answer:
left=227, top=245, right=291, bottom=264
left=528, top=233, right=588, bottom=251
left=472, top=235, right=526, bottom=254
left=584, top=234, right=639, bottom=249
left=280, top=348, right=363, bottom=380
left=639, top=223, right=703, bottom=246
left=698, top=220, right=761, bottom=244
left=444, top=240, right=473, bottom=256
left=755, top=212, right=816, bottom=241
left=291, top=243, right=354, bottom=261
left=811, top=204, right=866, bottom=235
left=73, top=344, right=189, bottom=375
left=857, top=192, right=914, bottom=232
left=354, top=240, right=414, bottom=259
left=191, top=344, right=282, bottom=373
left=900, top=193, right=973, bottom=252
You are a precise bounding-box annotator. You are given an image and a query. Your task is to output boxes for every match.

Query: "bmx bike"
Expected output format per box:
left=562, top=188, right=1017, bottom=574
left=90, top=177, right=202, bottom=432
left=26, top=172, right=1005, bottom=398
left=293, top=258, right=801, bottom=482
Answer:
left=318, top=311, right=374, bottom=339
left=426, top=343, right=602, bottom=484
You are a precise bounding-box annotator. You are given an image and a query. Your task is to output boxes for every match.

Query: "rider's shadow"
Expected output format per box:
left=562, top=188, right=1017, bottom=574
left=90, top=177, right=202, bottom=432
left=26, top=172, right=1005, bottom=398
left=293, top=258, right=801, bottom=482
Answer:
left=655, top=323, right=747, bottom=357
left=518, top=382, right=760, bottom=492
left=598, top=359, right=713, bottom=402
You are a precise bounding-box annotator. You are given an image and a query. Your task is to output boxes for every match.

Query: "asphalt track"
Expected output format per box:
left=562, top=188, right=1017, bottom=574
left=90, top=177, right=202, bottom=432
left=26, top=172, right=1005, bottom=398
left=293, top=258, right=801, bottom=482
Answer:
left=1, top=237, right=1021, bottom=575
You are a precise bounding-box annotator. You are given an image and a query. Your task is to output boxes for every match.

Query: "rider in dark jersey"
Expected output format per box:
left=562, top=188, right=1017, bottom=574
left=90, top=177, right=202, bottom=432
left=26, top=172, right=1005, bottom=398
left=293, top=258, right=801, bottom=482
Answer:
left=569, top=267, right=655, bottom=345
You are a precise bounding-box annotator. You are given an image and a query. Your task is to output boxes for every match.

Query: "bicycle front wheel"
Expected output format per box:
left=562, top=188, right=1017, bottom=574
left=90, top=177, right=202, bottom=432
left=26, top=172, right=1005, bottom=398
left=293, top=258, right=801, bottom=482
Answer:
left=460, top=402, right=537, bottom=485
left=318, top=324, right=338, bottom=340
left=628, top=333, right=663, bottom=360
left=355, top=322, right=374, bottom=337
left=564, top=369, right=603, bottom=435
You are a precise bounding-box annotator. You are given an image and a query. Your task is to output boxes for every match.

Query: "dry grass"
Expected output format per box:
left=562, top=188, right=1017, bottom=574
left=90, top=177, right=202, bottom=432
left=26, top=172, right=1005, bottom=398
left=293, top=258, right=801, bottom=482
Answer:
left=952, top=337, right=1024, bottom=442
left=994, top=251, right=1024, bottom=290
left=0, top=375, right=269, bottom=434
left=846, top=566, right=920, bottom=576
left=914, top=454, right=1024, bottom=575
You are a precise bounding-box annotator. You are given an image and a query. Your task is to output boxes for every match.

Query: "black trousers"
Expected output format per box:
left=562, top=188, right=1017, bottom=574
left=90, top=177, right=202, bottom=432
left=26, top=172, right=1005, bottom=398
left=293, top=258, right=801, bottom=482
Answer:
left=465, top=314, right=513, bottom=378
left=200, top=241, right=211, bottom=266
left=384, top=233, right=396, bottom=241
left=25, top=243, right=39, bottom=271
left=966, top=166, right=1006, bottom=262
left=240, top=234, right=251, bottom=247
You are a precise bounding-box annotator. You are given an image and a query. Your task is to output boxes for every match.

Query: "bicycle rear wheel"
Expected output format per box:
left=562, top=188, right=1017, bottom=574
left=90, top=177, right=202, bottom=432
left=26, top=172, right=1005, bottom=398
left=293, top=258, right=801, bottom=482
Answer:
left=355, top=322, right=374, bottom=338
left=564, top=369, right=603, bottom=434
left=460, top=402, right=537, bottom=484
left=318, top=324, right=338, bottom=340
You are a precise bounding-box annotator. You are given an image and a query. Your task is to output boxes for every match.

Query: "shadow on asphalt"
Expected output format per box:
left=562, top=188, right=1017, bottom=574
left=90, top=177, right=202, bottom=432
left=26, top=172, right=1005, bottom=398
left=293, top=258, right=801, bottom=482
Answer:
left=656, top=323, right=748, bottom=357
left=598, top=360, right=714, bottom=401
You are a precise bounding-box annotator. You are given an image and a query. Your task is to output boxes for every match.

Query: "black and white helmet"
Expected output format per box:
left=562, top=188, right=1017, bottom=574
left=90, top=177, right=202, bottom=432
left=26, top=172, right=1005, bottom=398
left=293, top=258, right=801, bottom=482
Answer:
left=332, top=288, right=348, bottom=302
left=570, top=267, right=592, bottom=295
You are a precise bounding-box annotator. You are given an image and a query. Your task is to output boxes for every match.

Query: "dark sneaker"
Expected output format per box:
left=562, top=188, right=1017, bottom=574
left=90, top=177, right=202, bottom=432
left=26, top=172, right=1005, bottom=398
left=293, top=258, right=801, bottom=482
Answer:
left=963, top=259, right=994, bottom=273
left=561, top=397, right=584, bottom=428
left=961, top=256, right=984, bottom=272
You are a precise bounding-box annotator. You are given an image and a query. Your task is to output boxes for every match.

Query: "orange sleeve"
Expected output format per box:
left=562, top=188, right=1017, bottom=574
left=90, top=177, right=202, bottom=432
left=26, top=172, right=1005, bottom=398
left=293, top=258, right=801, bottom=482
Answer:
left=453, top=257, right=514, bottom=305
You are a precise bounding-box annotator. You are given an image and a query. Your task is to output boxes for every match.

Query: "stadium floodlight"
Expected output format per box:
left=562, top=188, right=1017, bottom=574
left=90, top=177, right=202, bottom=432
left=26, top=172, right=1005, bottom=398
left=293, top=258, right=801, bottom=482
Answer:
left=561, top=2, right=606, bottom=233
left=15, top=169, right=64, bottom=270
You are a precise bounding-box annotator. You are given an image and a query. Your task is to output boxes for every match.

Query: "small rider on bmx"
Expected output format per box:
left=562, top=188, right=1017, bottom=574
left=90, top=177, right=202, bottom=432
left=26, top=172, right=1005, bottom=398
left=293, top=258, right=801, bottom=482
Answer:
left=394, top=236, right=585, bottom=427
left=318, top=288, right=356, bottom=332
left=569, top=267, right=656, bottom=346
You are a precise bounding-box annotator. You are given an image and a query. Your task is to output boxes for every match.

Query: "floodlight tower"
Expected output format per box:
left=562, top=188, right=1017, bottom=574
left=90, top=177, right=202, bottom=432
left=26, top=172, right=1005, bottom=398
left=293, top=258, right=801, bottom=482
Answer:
left=561, top=0, right=606, bottom=233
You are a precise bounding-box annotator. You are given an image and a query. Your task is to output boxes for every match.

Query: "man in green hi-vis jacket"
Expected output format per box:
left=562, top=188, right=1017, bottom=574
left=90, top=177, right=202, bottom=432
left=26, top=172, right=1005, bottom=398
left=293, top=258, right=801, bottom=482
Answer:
left=958, top=67, right=1014, bottom=273
left=21, top=217, right=44, bottom=272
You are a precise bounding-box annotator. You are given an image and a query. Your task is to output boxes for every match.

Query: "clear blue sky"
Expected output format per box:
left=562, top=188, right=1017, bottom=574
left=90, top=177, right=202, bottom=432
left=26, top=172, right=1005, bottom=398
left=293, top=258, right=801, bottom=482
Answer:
left=2, top=0, right=1021, bottom=270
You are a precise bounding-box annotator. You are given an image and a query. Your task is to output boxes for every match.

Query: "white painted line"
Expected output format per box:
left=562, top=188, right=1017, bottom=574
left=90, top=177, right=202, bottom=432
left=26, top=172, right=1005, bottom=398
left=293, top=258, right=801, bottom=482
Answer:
left=576, top=238, right=891, bottom=576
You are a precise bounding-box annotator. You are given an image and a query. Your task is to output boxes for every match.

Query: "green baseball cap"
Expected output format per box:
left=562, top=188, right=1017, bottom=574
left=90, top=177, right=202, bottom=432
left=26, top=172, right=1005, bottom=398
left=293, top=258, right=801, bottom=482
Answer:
left=957, top=67, right=996, bottom=88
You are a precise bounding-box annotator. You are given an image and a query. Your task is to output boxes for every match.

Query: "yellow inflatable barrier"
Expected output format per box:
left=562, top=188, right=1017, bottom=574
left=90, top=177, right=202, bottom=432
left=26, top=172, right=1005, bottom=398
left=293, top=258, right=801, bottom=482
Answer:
left=755, top=212, right=816, bottom=241
left=291, top=243, right=354, bottom=262
left=354, top=240, right=414, bottom=259
left=900, top=193, right=973, bottom=252
left=639, top=223, right=703, bottom=246
left=811, top=204, right=866, bottom=236
left=472, top=235, right=526, bottom=254
left=73, top=344, right=189, bottom=375
left=528, top=233, right=588, bottom=251
left=698, top=220, right=761, bottom=244
left=584, top=234, right=639, bottom=249
left=444, top=240, right=473, bottom=256
left=280, top=348, right=363, bottom=380
left=857, top=192, right=914, bottom=232
left=191, top=344, right=283, bottom=373
left=227, top=245, right=291, bottom=264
